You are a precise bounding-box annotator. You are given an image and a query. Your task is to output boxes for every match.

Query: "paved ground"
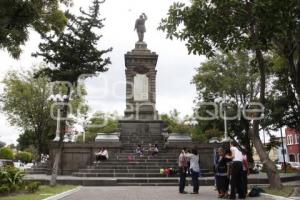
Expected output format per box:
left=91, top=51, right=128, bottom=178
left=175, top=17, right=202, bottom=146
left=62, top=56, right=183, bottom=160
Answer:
left=59, top=186, right=273, bottom=200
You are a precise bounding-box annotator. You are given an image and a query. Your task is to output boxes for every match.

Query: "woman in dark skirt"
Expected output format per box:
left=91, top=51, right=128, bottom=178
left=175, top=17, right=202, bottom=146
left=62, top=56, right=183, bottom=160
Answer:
left=216, top=147, right=232, bottom=198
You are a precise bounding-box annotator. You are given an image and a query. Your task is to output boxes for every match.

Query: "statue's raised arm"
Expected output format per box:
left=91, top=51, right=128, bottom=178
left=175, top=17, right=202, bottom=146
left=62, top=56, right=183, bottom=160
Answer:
left=134, top=13, right=147, bottom=42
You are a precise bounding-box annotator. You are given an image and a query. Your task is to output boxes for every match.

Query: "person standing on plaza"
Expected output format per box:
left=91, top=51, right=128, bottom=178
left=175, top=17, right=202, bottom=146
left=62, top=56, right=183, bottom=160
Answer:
left=215, top=147, right=231, bottom=198
left=178, top=147, right=188, bottom=194
left=226, top=141, right=245, bottom=199
left=185, top=148, right=200, bottom=194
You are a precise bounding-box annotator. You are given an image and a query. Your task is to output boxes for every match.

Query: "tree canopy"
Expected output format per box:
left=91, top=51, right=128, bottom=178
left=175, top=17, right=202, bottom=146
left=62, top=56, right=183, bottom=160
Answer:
left=0, top=0, right=70, bottom=58
left=0, top=67, right=86, bottom=157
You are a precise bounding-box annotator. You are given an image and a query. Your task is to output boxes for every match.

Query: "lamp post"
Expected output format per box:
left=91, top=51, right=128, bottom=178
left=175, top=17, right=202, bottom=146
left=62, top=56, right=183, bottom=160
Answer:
left=48, top=94, right=69, bottom=142
left=214, top=92, right=230, bottom=142
left=184, top=118, right=198, bottom=138
left=222, top=91, right=229, bottom=141
left=280, top=127, right=287, bottom=173
left=82, top=114, right=88, bottom=143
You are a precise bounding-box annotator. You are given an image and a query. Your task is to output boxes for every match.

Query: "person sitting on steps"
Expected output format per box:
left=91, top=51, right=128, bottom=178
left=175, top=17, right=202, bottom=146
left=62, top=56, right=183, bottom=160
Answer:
left=135, top=144, right=144, bottom=157
left=95, top=147, right=109, bottom=163
left=151, top=144, right=159, bottom=156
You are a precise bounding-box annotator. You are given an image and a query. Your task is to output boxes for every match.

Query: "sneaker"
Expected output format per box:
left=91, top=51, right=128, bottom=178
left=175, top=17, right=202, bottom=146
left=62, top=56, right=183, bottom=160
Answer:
left=179, top=191, right=188, bottom=194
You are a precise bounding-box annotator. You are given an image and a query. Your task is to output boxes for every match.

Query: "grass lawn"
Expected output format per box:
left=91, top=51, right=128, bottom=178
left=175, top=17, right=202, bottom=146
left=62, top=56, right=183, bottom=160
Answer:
left=263, top=186, right=295, bottom=197
left=0, top=185, right=78, bottom=200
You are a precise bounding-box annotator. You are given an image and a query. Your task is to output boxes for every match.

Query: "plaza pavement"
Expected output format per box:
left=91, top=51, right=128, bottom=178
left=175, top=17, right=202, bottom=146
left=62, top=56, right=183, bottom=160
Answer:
left=58, top=186, right=273, bottom=200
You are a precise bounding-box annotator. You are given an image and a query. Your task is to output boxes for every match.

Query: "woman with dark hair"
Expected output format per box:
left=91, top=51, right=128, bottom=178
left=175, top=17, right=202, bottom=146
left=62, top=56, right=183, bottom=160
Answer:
left=186, top=148, right=200, bottom=194
left=226, top=141, right=245, bottom=199
left=216, top=147, right=231, bottom=198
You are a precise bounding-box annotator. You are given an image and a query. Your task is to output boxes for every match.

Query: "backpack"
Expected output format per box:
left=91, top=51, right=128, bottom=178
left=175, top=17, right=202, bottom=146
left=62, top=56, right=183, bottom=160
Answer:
left=248, top=186, right=265, bottom=197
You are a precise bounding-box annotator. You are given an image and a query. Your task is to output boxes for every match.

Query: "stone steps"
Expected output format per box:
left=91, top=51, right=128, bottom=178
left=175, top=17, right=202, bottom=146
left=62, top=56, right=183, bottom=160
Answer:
left=87, top=165, right=176, bottom=170
left=78, top=168, right=210, bottom=174
left=93, top=159, right=178, bottom=163
left=90, top=161, right=177, bottom=168
left=25, top=169, right=49, bottom=174
left=73, top=172, right=213, bottom=178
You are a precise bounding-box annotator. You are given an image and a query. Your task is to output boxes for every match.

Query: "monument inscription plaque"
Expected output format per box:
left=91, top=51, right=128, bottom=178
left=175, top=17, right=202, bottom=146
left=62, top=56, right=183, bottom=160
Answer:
left=133, top=74, right=148, bottom=101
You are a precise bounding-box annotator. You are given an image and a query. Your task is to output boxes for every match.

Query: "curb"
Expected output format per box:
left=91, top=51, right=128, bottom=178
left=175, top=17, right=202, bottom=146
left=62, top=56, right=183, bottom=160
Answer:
left=43, top=186, right=82, bottom=200
left=261, top=192, right=293, bottom=200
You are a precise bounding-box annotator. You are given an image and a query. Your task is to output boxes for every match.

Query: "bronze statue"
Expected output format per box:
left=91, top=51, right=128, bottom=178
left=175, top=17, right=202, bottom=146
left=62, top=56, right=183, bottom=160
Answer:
left=134, top=13, right=147, bottom=42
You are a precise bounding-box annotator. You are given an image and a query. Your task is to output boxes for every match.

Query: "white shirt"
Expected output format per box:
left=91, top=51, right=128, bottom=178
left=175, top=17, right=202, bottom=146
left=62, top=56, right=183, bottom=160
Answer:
left=101, top=150, right=109, bottom=159
left=231, top=146, right=243, bottom=162
left=185, top=153, right=200, bottom=172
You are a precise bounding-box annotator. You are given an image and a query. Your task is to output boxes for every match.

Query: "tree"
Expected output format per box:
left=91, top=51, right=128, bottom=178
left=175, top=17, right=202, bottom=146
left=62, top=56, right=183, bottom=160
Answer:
left=1, top=69, right=55, bottom=158
left=0, top=141, right=5, bottom=148
left=192, top=51, right=260, bottom=163
left=0, top=0, right=70, bottom=58
left=159, top=0, right=286, bottom=188
left=15, top=151, right=32, bottom=163
left=263, top=55, right=300, bottom=132
left=0, top=67, right=86, bottom=159
left=160, top=109, right=191, bottom=134
left=80, top=112, right=119, bottom=142
left=0, top=147, right=14, bottom=160
left=33, top=0, right=112, bottom=186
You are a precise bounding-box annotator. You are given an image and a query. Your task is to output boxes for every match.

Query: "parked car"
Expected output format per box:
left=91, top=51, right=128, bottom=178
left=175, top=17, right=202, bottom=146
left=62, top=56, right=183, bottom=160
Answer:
left=0, top=159, right=14, bottom=168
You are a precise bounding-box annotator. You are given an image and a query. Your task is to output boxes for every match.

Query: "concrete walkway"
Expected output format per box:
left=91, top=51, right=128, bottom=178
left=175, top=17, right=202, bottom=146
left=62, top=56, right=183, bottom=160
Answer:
left=57, top=186, right=273, bottom=200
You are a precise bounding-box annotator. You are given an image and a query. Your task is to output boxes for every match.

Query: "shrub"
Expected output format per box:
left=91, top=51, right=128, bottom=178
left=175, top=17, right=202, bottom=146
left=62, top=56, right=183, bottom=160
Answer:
left=16, top=151, right=32, bottom=163
left=0, top=184, right=10, bottom=194
left=26, top=181, right=41, bottom=193
left=0, top=166, right=24, bottom=192
left=0, top=147, right=14, bottom=160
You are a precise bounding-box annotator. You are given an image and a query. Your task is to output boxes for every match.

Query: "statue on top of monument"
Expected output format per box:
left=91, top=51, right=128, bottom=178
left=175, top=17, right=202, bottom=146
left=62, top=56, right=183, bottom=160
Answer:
left=134, top=13, right=147, bottom=42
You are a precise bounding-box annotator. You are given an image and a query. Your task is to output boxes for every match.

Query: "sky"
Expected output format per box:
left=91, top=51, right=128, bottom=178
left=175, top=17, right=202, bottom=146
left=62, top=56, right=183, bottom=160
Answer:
left=0, top=0, right=283, bottom=145
left=0, top=0, right=205, bottom=145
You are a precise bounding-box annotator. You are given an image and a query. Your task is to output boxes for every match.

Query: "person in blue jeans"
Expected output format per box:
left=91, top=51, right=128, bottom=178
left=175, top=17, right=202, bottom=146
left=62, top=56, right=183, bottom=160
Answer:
left=186, top=148, right=200, bottom=194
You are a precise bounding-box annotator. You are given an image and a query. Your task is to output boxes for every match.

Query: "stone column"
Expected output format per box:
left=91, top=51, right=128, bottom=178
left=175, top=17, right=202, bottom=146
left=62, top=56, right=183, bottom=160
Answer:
left=124, top=42, right=158, bottom=120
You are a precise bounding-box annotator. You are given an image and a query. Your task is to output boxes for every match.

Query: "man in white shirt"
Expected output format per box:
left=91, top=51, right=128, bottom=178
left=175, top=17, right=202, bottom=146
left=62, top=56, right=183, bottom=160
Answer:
left=185, top=148, right=200, bottom=194
left=226, top=141, right=245, bottom=199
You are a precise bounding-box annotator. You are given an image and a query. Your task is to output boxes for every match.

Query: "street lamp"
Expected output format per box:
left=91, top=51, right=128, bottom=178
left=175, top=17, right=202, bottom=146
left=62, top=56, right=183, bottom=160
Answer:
left=184, top=118, right=198, bottom=138
left=48, top=94, right=69, bottom=142
left=82, top=114, right=89, bottom=143
left=214, top=91, right=231, bottom=142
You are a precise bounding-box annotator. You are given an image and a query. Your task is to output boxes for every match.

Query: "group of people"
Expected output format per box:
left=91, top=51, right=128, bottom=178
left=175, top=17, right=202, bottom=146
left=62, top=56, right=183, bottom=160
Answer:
left=178, top=147, right=201, bottom=194
left=135, top=143, right=159, bottom=157
left=214, top=141, right=249, bottom=199
left=177, top=141, right=249, bottom=199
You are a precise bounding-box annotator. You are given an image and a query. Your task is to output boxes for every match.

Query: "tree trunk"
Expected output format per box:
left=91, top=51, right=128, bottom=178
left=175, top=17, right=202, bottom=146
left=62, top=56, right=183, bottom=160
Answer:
left=250, top=121, right=283, bottom=189
left=251, top=48, right=283, bottom=189
left=50, top=86, right=70, bottom=186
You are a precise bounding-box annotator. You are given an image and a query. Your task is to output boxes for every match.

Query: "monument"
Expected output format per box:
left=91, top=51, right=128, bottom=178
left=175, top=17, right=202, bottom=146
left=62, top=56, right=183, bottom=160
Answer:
left=124, top=13, right=158, bottom=120
left=45, top=15, right=216, bottom=183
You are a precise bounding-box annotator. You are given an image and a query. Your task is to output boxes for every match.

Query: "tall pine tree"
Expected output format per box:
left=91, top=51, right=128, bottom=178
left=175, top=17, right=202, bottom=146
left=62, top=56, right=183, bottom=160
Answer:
left=33, top=0, right=112, bottom=185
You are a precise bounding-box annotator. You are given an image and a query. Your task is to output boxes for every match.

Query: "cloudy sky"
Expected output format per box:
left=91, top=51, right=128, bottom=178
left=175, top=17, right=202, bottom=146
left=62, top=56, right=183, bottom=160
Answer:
left=0, top=0, right=206, bottom=144
left=0, top=0, right=282, bottom=145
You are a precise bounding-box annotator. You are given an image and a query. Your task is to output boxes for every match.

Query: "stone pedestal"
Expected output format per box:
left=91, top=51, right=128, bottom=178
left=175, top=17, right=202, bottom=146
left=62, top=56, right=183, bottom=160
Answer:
left=124, top=42, right=158, bottom=120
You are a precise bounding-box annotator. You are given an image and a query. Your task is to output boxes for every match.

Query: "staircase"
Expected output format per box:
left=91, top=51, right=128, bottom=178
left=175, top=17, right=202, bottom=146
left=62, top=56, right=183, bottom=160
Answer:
left=25, top=162, right=50, bottom=174
left=72, top=121, right=213, bottom=185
